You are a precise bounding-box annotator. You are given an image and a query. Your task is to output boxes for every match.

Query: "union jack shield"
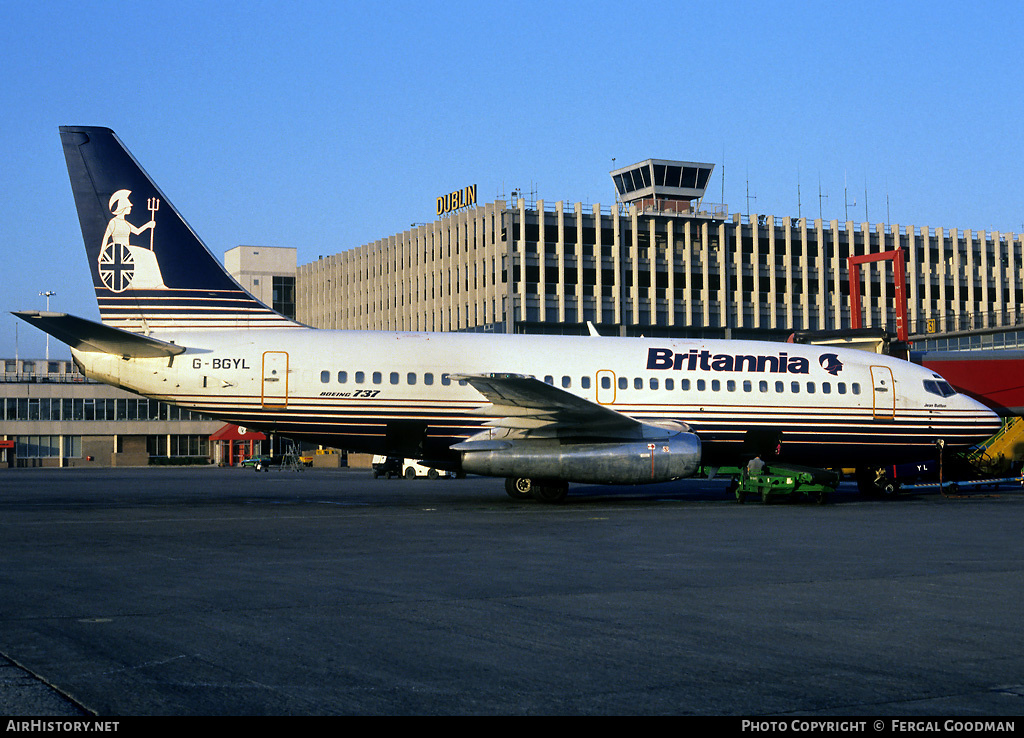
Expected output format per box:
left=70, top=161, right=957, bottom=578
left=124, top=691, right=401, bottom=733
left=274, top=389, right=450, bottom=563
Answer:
left=98, top=243, right=135, bottom=292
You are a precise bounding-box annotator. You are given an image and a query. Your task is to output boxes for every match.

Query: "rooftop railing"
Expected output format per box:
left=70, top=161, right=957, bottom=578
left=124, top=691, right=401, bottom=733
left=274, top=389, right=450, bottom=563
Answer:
left=1, top=372, right=95, bottom=384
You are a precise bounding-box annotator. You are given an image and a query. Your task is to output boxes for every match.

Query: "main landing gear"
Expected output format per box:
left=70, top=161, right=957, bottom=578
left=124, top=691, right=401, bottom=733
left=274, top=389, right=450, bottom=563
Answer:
left=504, top=477, right=569, bottom=504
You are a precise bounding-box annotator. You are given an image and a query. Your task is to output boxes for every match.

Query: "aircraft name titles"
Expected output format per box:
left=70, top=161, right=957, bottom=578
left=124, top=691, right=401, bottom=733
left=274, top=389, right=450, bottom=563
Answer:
left=647, top=348, right=811, bottom=374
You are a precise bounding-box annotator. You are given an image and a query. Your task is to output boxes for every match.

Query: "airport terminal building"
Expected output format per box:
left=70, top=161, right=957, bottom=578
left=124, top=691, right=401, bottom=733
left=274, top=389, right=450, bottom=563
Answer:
left=1, top=358, right=221, bottom=468
left=296, top=159, right=1024, bottom=345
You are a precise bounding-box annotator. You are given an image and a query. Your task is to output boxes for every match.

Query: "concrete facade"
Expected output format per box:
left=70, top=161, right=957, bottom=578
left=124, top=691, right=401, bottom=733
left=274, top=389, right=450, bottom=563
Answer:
left=296, top=198, right=1024, bottom=340
left=298, top=201, right=508, bottom=333
left=224, top=245, right=298, bottom=319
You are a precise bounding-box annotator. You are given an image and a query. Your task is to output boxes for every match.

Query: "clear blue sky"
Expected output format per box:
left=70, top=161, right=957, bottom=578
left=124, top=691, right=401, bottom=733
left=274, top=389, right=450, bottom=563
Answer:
left=2, top=0, right=1021, bottom=358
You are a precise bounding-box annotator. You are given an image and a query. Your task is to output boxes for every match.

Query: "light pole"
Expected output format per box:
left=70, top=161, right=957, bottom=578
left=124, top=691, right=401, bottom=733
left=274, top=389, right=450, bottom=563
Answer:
left=39, top=291, right=55, bottom=366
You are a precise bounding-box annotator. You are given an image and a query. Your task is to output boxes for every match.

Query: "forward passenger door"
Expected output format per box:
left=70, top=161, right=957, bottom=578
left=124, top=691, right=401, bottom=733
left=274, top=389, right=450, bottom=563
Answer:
left=870, top=365, right=895, bottom=420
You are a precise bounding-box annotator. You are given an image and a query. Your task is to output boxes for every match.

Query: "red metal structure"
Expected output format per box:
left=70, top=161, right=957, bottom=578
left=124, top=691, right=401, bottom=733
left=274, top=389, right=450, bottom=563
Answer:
left=211, top=424, right=267, bottom=466
left=843, top=248, right=1024, bottom=418
left=848, top=249, right=908, bottom=342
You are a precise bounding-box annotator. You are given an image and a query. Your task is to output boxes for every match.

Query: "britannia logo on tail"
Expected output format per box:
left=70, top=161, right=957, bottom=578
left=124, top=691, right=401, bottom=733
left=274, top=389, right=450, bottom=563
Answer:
left=97, top=189, right=167, bottom=292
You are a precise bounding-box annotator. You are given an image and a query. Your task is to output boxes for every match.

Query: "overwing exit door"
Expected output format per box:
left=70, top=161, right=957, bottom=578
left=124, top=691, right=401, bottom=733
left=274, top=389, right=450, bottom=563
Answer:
left=596, top=370, right=616, bottom=405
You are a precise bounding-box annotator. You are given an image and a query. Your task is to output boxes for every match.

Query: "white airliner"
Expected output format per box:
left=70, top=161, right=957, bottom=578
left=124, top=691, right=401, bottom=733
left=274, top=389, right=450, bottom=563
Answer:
left=15, top=126, right=1001, bottom=502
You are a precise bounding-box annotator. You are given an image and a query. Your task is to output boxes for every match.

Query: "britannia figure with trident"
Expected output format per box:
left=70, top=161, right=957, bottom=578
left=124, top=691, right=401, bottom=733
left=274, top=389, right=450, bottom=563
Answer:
left=97, top=189, right=167, bottom=292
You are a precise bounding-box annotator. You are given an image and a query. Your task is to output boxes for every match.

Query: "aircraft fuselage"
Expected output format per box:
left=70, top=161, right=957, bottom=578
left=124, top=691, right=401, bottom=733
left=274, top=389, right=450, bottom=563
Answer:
left=73, top=329, right=1000, bottom=469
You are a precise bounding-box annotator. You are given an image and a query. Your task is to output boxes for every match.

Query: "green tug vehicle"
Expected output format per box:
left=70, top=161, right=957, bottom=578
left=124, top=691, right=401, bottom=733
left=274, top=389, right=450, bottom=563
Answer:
left=714, top=462, right=840, bottom=505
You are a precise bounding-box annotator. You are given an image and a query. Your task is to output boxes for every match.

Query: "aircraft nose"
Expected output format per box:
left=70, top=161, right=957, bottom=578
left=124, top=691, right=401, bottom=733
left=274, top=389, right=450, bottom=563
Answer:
left=969, top=399, right=1003, bottom=440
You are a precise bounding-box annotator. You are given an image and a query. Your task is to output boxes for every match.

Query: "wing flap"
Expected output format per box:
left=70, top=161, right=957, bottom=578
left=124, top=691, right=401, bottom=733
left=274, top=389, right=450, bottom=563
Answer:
left=452, top=372, right=682, bottom=441
left=452, top=372, right=638, bottom=433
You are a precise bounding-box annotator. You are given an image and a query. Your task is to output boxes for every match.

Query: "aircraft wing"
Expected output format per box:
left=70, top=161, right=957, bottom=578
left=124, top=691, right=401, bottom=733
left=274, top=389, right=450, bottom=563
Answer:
left=12, top=311, right=186, bottom=358
left=450, top=372, right=686, bottom=440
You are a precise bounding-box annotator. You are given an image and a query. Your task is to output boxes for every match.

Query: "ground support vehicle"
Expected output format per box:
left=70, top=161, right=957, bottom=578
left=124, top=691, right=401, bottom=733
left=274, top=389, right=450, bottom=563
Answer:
left=890, top=472, right=1024, bottom=496
left=857, top=418, right=1024, bottom=497
left=371, top=456, right=453, bottom=480
left=371, top=455, right=402, bottom=479
left=719, top=464, right=839, bottom=504
left=402, top=459, right=454, bottom=480
left=239, top=455, right=266, bottom=469
left=246, top=452, right=305, bottom=472
left=300, top=449, right=341, bottom=467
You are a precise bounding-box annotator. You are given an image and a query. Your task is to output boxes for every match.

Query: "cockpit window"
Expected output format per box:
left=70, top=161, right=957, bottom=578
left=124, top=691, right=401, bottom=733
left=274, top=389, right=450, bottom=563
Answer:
left=923, top=379, right=957, bottom=398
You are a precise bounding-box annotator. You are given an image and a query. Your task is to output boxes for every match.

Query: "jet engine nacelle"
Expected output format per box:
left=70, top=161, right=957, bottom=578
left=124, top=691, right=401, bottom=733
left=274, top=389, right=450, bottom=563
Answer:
left=456, top=432, right=702, bottom=485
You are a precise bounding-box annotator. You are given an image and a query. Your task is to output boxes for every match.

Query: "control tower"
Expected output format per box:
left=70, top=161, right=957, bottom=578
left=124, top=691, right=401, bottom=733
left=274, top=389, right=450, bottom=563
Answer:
left=610, top=159, right=719, bottom=217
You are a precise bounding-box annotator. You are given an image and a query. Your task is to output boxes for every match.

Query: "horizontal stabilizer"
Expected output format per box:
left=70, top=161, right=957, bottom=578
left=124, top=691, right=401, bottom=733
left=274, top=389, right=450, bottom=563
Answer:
left=12, top=311, right=186, bottom=358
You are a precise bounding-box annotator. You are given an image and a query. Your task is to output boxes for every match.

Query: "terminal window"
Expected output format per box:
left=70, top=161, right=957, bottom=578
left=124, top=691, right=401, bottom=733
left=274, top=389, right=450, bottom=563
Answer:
left=14, top=435, right=81, bottom=458
left=272, top=276, right=296, bottom=319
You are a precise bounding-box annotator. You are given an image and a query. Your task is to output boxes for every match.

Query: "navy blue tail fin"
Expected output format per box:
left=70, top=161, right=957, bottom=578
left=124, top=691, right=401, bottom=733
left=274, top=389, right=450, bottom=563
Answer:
left=59, top=126, right=301, bottom=333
